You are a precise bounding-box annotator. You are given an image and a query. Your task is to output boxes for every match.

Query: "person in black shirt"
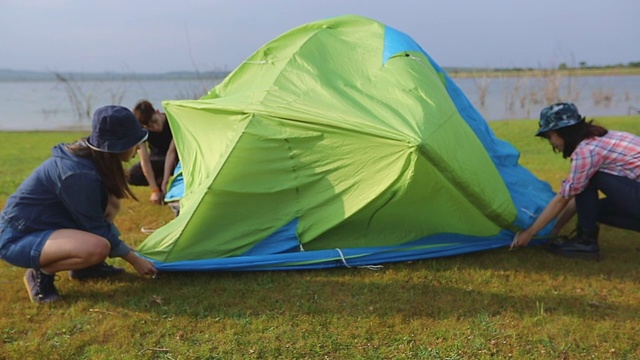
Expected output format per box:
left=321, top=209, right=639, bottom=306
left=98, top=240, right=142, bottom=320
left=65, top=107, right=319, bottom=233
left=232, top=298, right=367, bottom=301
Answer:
left=129, top=100, right=174, bottom=204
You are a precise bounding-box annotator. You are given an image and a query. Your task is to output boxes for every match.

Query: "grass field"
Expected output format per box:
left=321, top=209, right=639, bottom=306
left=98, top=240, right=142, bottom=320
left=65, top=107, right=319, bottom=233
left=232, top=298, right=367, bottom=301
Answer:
left=1, top=116, right=640, bottom=359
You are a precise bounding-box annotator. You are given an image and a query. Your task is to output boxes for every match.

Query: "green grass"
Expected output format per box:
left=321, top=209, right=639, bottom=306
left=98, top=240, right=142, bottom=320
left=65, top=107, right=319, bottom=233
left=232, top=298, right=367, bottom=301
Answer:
left=1, top=116, right=640, bottom=359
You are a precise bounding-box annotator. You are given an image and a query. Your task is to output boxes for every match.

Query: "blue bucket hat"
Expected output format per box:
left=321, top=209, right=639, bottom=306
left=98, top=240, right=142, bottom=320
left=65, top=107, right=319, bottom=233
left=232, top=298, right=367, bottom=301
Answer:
left=87, top=105, right=148, bottom=153
left=536, top=102, right=584, bottom=136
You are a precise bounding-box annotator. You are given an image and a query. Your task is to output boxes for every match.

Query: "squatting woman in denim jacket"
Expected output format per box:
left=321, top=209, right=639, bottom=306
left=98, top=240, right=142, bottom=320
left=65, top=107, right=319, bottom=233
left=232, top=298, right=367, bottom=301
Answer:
left=0, top=105, right=157, bottom=303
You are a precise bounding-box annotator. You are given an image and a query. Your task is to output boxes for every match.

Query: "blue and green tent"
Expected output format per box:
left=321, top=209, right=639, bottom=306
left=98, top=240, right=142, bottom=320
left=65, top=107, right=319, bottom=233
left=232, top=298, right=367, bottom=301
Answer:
left=137, top=15, right=555, bottom=271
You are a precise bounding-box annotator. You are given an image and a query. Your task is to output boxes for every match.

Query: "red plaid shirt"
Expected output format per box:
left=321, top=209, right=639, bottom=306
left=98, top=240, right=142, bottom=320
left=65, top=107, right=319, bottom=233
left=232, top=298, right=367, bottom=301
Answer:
left=560, top=131, right=640, bottom=198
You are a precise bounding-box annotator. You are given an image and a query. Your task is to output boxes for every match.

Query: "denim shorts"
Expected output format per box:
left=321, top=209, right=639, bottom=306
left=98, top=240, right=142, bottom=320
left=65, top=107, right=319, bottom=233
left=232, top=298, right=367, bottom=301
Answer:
left=0, top=221, right=53, bottom=270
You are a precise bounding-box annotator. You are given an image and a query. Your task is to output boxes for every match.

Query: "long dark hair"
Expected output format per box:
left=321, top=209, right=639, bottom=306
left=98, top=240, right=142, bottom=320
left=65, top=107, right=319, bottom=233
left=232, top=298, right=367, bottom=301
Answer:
left=67, top=140, right=138, bottom=200
left=542, top=118, right=608, bottom=158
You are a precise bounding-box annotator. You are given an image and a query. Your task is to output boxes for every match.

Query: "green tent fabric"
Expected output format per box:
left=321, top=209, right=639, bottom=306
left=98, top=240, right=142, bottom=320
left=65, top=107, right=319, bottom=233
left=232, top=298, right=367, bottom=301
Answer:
left=137, top=15, right=555, bottom=271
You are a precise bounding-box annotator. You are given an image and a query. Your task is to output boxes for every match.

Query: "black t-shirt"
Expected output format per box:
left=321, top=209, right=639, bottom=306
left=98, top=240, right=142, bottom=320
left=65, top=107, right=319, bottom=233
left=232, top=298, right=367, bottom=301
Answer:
left=147, top=118, right=173, bottom=159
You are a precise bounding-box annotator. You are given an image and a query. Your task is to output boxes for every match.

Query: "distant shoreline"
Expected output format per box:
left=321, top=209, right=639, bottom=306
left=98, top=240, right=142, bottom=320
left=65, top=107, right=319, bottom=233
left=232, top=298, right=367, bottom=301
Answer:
left=449, top=67, right=640, bottom=78
left=0, top=69, right=230, bottom=82
left=2, top=67, right=639, bottom=82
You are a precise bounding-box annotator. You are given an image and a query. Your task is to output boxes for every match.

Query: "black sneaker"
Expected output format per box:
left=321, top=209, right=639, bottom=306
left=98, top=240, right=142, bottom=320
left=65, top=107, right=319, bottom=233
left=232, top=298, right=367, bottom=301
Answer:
left=547, top=239, right=601, bottom=260
left=546, top=226, right=601, bottom=260
left=69, top=262, right=125, bottom=281
left=23, top=268, right=61, bottom=303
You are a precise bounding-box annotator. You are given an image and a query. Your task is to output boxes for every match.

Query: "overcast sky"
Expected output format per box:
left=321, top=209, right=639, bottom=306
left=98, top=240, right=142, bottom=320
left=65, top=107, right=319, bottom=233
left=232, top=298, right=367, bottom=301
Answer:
left=1, top=0, right=638, bottom=73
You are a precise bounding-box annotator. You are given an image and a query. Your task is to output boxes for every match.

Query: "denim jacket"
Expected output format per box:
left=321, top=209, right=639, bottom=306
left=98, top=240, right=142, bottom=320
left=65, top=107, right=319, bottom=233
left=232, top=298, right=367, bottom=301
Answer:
left=0, top=143, right=130, bottom=257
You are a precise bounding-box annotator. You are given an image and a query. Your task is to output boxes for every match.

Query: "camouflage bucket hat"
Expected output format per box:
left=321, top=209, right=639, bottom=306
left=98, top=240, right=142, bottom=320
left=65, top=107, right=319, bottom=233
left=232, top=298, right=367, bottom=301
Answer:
left=535, top=102, right=584, bottom=136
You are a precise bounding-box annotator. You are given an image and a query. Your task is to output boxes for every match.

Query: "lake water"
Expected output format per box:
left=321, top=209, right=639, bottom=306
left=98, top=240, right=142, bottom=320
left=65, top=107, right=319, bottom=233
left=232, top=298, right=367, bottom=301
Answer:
left=1, top=75, right=638, bottom=131
left=0, top=78, right=222, bottom=131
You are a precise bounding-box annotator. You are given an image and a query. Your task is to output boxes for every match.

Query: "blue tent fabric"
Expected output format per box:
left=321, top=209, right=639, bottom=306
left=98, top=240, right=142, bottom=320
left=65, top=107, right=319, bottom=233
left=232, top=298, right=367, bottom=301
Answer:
left=148, top=229, right=532, bottom=272
left=164, top=162, right=184, bottom=202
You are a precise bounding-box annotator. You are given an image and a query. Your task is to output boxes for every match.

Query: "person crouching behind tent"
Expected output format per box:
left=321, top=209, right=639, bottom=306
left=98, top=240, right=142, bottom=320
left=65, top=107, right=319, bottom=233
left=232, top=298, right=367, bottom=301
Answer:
left=511, top=103, right=640, bottom=259
left=0, top=106, right=157, bottom=303
left=129, top=100, right=174, bottom=205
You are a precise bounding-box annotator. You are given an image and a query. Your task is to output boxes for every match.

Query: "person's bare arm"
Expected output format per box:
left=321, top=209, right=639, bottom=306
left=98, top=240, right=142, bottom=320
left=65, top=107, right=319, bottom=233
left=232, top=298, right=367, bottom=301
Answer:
left=552, top=197, right=576, bottom=235
left=121, top=249, right=157, bottom=276
left=161, top=140, right=178, bottom=194
left=512, top=193, right=571, bottom=248
left=138, top=145, right=163, bottom=204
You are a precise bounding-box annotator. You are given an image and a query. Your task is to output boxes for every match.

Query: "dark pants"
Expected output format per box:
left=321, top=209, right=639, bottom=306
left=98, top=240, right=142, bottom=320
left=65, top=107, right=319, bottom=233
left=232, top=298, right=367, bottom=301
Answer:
left=127, top=158, right=165, bottom=186
left=576, top=172, right=640, bottom=232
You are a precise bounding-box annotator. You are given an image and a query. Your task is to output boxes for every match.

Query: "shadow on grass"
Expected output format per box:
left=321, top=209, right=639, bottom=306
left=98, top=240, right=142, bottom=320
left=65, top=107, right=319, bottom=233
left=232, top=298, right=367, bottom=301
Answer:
left=54, top=237, right=640, bottom=324
left=9, top=226, right=636, bottom=324
left=445, top=225, right=640, bottom=281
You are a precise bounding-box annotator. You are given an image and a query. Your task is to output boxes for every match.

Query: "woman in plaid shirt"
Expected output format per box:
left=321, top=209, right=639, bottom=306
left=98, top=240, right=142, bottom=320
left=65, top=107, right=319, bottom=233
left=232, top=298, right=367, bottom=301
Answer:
left=511, top=103, right=640, bottom=259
